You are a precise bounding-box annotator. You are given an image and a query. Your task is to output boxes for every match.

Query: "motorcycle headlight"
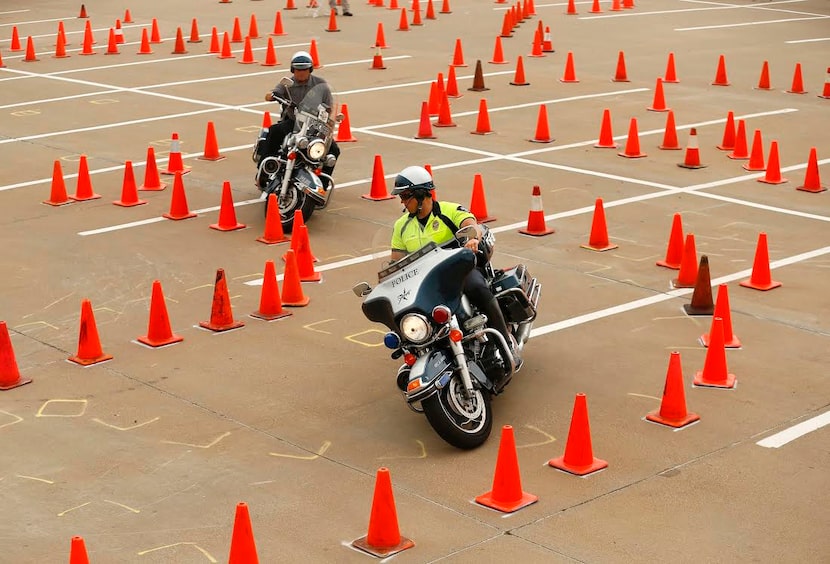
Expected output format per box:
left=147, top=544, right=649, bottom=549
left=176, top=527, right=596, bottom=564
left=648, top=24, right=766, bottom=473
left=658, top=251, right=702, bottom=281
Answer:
left=307, top=139, right=326, bottom=160
left=399, top=314, right=432, bottom=344
left=297, top=136, right=309, bottom=149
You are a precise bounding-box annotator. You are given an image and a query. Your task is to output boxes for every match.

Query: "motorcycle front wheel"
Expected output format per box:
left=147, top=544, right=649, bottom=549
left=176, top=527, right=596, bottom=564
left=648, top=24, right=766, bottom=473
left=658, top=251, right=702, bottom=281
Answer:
left=422, top=375, right=492, bottom=450
left=264, top=184, right=316, bottom=233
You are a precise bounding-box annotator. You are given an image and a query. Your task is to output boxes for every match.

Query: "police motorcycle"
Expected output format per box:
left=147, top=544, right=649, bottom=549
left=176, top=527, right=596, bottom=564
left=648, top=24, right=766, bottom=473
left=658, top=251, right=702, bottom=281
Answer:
left=253, top=77, right=341, bottom=232
left=352, top=226, right=541, bottom=450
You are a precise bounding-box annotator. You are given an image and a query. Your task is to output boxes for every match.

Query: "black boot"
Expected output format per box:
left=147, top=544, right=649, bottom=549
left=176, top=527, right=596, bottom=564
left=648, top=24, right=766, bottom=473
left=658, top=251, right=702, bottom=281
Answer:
left=481, top=297, right=522, bottom=370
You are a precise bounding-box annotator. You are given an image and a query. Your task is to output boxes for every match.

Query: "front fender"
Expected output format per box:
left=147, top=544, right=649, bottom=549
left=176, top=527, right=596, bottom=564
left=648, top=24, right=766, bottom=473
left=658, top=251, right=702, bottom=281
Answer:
left=405, top=348, right=493, bottom=402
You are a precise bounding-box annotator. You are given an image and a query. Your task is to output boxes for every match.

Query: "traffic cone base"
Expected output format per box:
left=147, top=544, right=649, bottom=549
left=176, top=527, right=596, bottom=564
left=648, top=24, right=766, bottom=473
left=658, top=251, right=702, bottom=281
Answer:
left=352, top=535, right=415, bottom=558
left=200, top=269, right=245, bottom=332
left=475, top=425, right=538, bottom=513
left=645, top=351, right=699, bottom=428
left=548, top=394, right=607, bottom=476
left=683, top=255, right=714, bottom=315
left=0, top=321, right=33, bottom=390
left=137, top=281, right=183, bottom=348
left=68, top=300, right=113, bottom=366
left=693, top=370, right=736, bottom=389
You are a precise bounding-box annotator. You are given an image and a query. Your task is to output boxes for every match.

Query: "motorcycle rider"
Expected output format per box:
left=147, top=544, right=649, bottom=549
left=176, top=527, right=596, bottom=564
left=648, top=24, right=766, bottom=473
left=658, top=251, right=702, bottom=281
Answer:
left=257, top=50, right=341, bottom=187
left=389, top=166, right=521, bottom=369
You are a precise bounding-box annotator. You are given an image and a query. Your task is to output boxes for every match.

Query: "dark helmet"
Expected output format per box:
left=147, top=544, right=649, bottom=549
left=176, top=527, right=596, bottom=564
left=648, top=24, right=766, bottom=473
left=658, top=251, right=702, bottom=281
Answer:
left=392, top=165, right=434, bottom=196
left=290, top=50, right=314, bottom=73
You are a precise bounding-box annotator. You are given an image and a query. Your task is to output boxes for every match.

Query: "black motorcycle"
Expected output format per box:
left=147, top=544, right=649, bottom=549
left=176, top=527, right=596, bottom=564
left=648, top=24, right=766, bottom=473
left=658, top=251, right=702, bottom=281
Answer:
left=253, top=78, right=341, bottom=232
left=353, top=226, right=541, bottom=449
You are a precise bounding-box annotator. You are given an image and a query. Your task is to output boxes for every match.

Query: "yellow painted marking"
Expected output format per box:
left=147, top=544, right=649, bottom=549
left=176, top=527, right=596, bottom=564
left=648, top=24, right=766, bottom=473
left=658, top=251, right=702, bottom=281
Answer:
left=612, top=253, right=659, bottom=262
left=517, top=425, right=556, bottom=448
left=42, top=292, right=75, bottom=310
left=185, top=284, right=214, bottom=293
left=582, top=262, right=611, bottom=275
left=378, top=440, right=427, bottom=460
left=60, top=155, right=83, bottom=163
left=0, top=410, right=23, bottom=430
left=269, top=440, right=331, bottom=460
left=58, top=502, right=91, bottom=517
left=345, top=329, right=386, bottom=347
left=304, top=319, right=335, bottom=334
left=103, top=500, right=140, bottom=513
left=89, top=99, right=118, bottom=105
left=92, top=417, right=160, bottom=431
left=152, top=138, right=174, bottom=147
left=652, top=316, right=688, bottom=321
left=36, top=399, right=88, bottom=418
left=236, top=125, right=261, bottom=133
left=232, top=272, right=265, bottom=282
left=162, top=431, right=231, bottom=449
left=628, top=393, right=660, bottom=401
left=137, top=542, right=217, bottom=561
left=13, top=320, right=59, bottom=330
left=16, top=474, right=54, bottom=484
left=11, top=109, right=40, bottom=117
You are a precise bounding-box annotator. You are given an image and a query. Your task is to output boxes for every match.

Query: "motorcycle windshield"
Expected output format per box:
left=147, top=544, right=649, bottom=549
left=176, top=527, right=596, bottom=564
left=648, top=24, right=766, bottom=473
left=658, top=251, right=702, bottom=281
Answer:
left=362, top=246, right=476, bottom=332
left=293, top=83, right=336, bottom=134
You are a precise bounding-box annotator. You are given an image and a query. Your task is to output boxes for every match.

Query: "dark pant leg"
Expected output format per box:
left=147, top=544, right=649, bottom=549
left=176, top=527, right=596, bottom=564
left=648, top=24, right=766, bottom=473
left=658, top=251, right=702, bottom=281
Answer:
left=321, top=139, right=340, bottom=177
left=259, top=120, right=293, bottom=159
left=464, top=269, right=510, bottom=341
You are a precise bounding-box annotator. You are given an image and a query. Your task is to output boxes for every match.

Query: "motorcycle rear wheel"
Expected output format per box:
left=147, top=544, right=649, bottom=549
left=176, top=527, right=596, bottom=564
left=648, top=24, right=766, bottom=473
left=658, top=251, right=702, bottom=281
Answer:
left=422, top=376, right=492, bottom=450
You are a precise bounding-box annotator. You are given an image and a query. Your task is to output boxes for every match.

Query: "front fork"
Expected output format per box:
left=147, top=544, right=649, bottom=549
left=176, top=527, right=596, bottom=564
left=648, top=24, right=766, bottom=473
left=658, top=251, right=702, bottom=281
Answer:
left=447, top=317, right=476, bottom=398
left=278, top=152, right=296, bottom=199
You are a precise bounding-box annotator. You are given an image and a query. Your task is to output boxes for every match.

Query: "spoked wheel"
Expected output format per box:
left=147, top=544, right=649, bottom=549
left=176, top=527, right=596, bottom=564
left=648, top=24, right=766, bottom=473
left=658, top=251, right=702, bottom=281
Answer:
left=422, top=376, right=492, bottom=449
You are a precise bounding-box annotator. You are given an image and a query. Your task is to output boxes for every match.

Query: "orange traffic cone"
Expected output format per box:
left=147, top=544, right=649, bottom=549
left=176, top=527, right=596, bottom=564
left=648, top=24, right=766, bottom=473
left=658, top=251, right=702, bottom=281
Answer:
left=257, top=194, right=290, bottom=244
left=172, top=27, right=187, bottom=54
left=211, top=181, right=246, bottom=231
left=137, top=28, right=153, bottom=54
left=756, top=60, right=772, bottom=90
left=261, top=37, right=279, bottom=67
left=647, top=78, right=669, bottom=112
left=678, top=127, right=706, bottom=169
left=581, top=198, right=617, bottom=251
left=529, top=104, right=553, bottom=143
left=711, top=54, right=729, bottom=86
left=71, top=155, right=101, bottom=201
left=163, top=172, right=197, bottom=220
left=450, top=37, right=466, bottom=67
left=475, top=425, right=538, bottom=512
left=727, top=119, right=749, bottom=160
left=22, top=36, right=39, bottom=62
left=589, top=0, right=602, bottom=13
left=69, top=299, right=113, bottom=366
left=434, top=91, right=456, bottom=127
left=239, top=36, right=256, bottom=64
left=469, top=173, right=495, bottom=223
left=248, top=13, right=260, bottom=38
left=414, top=101, right=436, bottom=139
left=683, top=255, right=714, bottom=315
left=188, top=18, right=202, bottom=43
left=227, top=502, right=258, bottom=563
left=529, top=28, right=544, bottom=58
left=208, top=27, right=220, bottom=54
left=490, top=36, right=507, bottom=64
left=787, top=62, right=806, bottom=94
left=79, top=22, right=95, bottom=55
left=113, top=160, right=147, bottom=207
left=280, top=250, right=310, bottom=306
left=701, top=284, right=741, bottom=348
left=162, top=132, right=191, bottom=175
left=218, top=32, right=233, bottom=59
left=0, top=321, right=32, bottom=390
left=137, top=280, right=183, bottom=347
left=352, top=468, right=415, bottom=557
left=664, top=51, right=679, bottom=83
left=230, top=17, right=243, bottom=43
left=612, top=50, right=629, bottom=82
left=560, top=51, right=578, bottom=83
left=54, top=28, right=69, bottom=58
left=717, top=110, right=736, bottom=151
left=672, top=233, right=698, bottom=288
left=335, top=104, right=358, bottom=142
left=594, top=108, right=617, bottom=149
left=427, top=81, right=440, bottom=115
left=69, top=536, right=90, bottom=564
left=470, top=59, right=489, bottom=91
left=397, top=8, right=410, bottom=31
left=425, top=0, right=437, bottom=19
left=149, top=18, right=162, bottom=43
left=309, top=38, right=322, bottom=69
left=566, top=0, right=577, bottom=14
left=271, top=11, right=287, bottom=35
left=542, top=25, right=554, bottom=52
left=693, top=317, right=736, bottom=388
left=549, top=393, right=608, bottom=476
left=796, top=147, right=826, bottom=193
left=44, top=160, right=71, bottom=206
left=656, top=213, right=684, bottom=269
left=759, top=141, right=787, bottom=185
left=411, top=2, right=423, bottom=25
left=369, top=44, right=386, bottom=70
left=9, top=26, right=22, bottom=52
left=659, top=110, right=681, bottom=150
left=510, top=55, right=529, bottom=86
left=362, top=154, right=394, bottom=200
left=294, top=225, right=322, bottom=282
left=251, top=260, right=292, bottom=321
left=78, top=4, right=89, bottom=18
left=519, top=185, right=555, bottom=236
left=471, top=99, right=493, bottom=135
left=645, top=352, right=699, bottom=428
left=140, top=146, right=167, bottom=191
left=618, top=118, right=646, bottom=158
left=104, top=28, right=119, bottom=55
left=743, top=129, right=765, bottom=171
left=739, top=232, right=781, bottom=291
left=445, top=65, right=460, bottom=98
left=373, top=22, right=386, bottom=46
left=199, top=121, right=226, bottom=161
left=499, top=11, right=513, bottom=38
left=200, top=269, right=245, bottom=332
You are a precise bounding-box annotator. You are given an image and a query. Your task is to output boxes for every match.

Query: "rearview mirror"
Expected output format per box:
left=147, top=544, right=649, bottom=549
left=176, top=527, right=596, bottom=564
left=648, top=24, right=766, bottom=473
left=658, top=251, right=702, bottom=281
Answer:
left=352, top=282, right=372, bottom=297
left=279, top=77, right=294, bottom=87
left=455, top=225, right=478, bottom=242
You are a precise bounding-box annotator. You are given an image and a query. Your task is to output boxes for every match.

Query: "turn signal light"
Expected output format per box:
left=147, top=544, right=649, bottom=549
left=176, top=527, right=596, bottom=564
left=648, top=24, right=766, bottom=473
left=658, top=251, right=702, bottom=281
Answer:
left=404, top=353, right=417, bottom=366
left=449, top=329, right=463, bottom=342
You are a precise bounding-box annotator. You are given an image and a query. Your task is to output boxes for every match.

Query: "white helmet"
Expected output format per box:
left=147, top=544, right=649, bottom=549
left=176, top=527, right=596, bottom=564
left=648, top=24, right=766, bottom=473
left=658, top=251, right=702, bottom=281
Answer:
left=290, top=50, right=314, bottom=72
left=392, top=165, right=434, bottom=196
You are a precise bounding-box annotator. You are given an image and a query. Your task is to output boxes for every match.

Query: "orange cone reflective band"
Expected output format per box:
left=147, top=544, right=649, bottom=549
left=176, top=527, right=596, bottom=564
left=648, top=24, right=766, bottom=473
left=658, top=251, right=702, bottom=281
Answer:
left=519, top=185, right=555, bottom=236
left=476, top=425, right=538, bottom=512
left=352, top=467, right=415, bottom=557
left=548, top=393, right=608, bottom=475
left=69, top=299, right=113, bottom=366
left=0, top=321, right=33, bottom=390
left=137, top=281, right=183, bottom=347
left=645, top=352, right=699, bottom=428
left=200, top=269, right=245, bottom=332
left=678, top=127, right=706, bottom=169
left=162, top=132, right=191, bottom=175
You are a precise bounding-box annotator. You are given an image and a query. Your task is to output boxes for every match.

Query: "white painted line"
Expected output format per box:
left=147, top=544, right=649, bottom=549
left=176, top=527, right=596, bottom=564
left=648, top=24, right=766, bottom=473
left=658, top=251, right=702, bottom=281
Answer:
left=677, top=15, right=829, bottom=32
left=0, top=9, right=29, bottom=16
left=786, top=37, right=830, bottom=43
left=756, top=411, right=830, bottom=448
left=0, top=16, right=66, bottom=28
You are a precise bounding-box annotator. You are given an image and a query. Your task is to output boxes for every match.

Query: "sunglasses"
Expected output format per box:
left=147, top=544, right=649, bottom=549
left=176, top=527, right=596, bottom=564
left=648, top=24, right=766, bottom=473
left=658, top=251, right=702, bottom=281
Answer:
left=399, top=191, right=414, bottom=201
